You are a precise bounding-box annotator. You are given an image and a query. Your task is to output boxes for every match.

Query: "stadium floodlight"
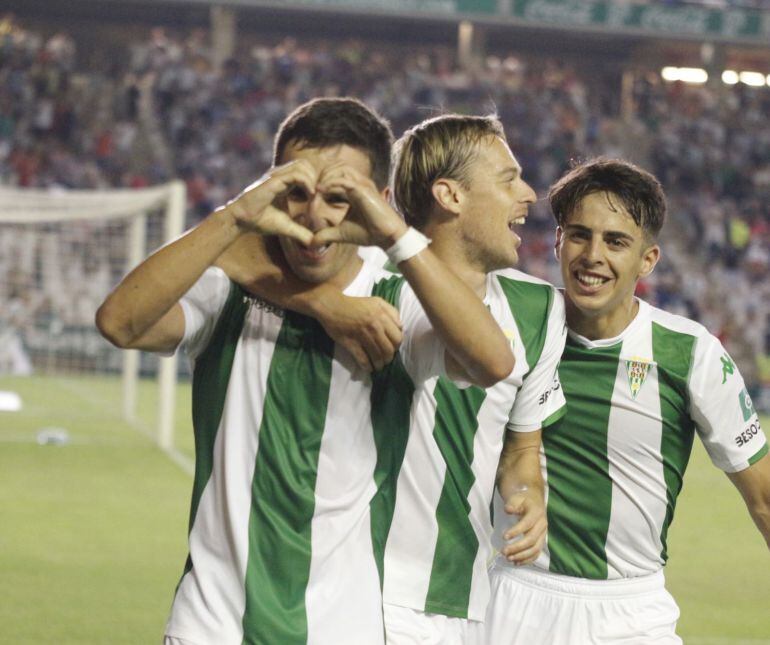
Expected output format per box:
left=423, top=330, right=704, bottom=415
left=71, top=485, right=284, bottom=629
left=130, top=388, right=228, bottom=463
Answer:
left=722, top=70, right=740, bottom=85
left=739, top=71, right=766, bottom=87
left=0, top=181, right=186, bottom=451
left=661, top=67, right=708, bottom=84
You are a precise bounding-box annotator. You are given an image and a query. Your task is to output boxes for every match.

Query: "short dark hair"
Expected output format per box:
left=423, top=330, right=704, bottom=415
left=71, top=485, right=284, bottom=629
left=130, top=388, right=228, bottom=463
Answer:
left=392, top=114, right=505, bottom=230
left=273, top=97, right=393, bottom=190
left=548, top=158, right=666, bottom=240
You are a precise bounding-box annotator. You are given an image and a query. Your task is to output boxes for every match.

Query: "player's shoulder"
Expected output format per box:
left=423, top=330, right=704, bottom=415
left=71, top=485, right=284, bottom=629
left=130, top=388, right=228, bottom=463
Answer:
left=492, top=268, right=563, bottom=316
left=645, top=301, right=711, bottom=341
left=493, top=267, right=555, bottom=289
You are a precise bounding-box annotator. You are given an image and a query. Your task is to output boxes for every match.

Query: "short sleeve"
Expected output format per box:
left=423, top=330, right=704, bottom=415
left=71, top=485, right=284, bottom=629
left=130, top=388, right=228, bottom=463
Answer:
left=689, top=332, right=768, bottom=472
left=396, top=283, right=446, bottom=384
left=507, top=288, right=567, bottom=433
left=180, top=267, right=232, bottom=360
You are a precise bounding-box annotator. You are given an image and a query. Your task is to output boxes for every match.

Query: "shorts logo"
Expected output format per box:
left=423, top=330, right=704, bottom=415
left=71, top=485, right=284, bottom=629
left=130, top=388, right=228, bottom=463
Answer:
left=625, top=357, right=652, bottom=399
left=739, top=388, right=756, bottom=422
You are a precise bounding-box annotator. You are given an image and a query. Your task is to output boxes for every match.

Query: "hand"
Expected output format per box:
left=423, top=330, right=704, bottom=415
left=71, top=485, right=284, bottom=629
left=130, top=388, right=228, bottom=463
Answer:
left=223, top=160, right=317, bottom=245
left=500, top=485, right=547, bottom=566
left=317, top=293, right=403, bottom=372
left=312, top=163, right=408, bottom=250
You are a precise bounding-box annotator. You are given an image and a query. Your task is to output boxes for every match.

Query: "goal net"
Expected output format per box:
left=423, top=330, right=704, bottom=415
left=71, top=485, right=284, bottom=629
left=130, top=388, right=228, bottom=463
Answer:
left=0, top=181, right=186, bottom=452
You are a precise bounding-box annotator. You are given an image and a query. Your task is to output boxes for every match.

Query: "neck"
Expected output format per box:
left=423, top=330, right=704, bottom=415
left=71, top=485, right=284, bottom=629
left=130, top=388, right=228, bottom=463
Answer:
left=424, top=223, right=488, bottom=298
left=565, top=296, right=640, bottom=341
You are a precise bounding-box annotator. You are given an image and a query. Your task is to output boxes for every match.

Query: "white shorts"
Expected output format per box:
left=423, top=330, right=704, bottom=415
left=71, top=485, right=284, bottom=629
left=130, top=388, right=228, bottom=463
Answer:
left=384, top=603, right=485, bottom=645
left=485, top=563, right=681, bottom=645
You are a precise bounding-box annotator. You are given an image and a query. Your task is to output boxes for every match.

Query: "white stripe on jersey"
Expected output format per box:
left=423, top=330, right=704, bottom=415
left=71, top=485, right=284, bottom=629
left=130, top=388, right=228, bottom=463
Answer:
left=604, top=324, right=666, bottom=577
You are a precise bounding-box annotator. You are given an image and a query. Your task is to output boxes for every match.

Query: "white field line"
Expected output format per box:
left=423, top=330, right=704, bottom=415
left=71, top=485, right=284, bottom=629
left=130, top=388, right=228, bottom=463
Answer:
left=51, top=377, right=195, bottom=476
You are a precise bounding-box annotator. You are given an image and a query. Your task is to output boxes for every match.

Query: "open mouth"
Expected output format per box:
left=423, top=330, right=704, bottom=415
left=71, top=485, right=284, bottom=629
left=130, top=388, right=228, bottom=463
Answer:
left=295, top=242, right=331, bottom=262
left=508, top=216, right=526, bottom=231
left=574, top=271, right=610, bottom=289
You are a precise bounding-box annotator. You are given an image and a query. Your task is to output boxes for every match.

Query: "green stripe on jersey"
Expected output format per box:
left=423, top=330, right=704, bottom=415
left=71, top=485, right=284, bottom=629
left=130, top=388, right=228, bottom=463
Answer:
left=652, top=323, right=697, bottom=562
left=543, top=338, right=621, bottom=579
left=180, top=282, right=250, bottom=587
left=424, top=379, right=486, bottom=618
left=370, top=274, right=414, bottom=587
left=749, top=443, right=769, bottom=466
left=496, top=276, right=553, bottom=377
left=241, top=312, right=335, bottom=645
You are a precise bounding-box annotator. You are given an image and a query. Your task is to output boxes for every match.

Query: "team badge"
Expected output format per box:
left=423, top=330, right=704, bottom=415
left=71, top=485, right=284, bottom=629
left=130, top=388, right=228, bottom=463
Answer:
left=625, top=357, right=652, bottom=399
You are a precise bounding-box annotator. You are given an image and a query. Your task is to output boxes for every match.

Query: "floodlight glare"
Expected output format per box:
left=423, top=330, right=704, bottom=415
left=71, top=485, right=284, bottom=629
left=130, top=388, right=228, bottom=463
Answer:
left=661, top=67, right=707, bottom=84
left=739, top=71, right=765, bottom=87
left=722, top=70, right=739, bottom=85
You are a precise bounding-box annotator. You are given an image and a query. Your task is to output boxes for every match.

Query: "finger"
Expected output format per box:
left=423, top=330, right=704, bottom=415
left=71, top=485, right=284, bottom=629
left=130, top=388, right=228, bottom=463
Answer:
left=505, top=541, right=544, bottom=565
left=367, top=327, right=398, bottom=370
left=260, top=205, right=314, bottom=246
left=313, top=222, right=369, bottom=246
left=344, top=341, right=374, bottom=373
left=267, top=161, right=318, bottom=199
left=382, top=319, right=404, bottom=350
left=376, top=299, right=403, bottom=330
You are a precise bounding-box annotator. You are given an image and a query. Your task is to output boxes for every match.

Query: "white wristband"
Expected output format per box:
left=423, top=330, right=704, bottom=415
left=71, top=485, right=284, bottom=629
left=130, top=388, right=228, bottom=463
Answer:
left=385, top=227, right=431, bottom=265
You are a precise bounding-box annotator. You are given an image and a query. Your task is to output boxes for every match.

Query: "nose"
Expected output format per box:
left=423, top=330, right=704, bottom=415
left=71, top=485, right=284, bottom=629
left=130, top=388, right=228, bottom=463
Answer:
left=582, top=235, right=604, bottom=265
left=521, top=180, right=536, bottom=204
left=298, top=192, right=328, bottom=233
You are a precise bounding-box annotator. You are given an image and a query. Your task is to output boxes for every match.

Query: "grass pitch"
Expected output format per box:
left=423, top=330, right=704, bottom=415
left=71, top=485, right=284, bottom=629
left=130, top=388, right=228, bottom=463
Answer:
left=1, top=373, right=768, bottom=643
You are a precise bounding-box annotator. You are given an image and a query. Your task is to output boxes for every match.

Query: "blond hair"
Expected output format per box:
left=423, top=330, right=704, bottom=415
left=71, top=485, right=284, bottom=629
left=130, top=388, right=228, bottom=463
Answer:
left=391, top=114, right=505, bottom=229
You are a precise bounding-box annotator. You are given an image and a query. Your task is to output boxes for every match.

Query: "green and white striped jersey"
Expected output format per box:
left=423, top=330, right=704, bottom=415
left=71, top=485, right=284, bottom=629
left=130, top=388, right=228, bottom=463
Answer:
left=521, top=299, right=767, bottom=580
left=165, top=262, right=444, bottom=645
left=378, top=269, right=567, bottom=621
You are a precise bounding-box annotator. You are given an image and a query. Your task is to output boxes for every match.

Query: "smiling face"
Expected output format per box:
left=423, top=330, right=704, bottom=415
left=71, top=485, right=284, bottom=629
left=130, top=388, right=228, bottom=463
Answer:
left=277, top=142, right=370, bottom=287
left=556, top=191, right=660, bottom=338
left=459, top=136, right=536, bottom=271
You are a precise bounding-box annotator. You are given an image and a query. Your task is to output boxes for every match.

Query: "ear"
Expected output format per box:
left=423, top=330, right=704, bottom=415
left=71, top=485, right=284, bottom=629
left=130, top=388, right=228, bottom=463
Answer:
left=638, top=243, right=660, bottom=279
left=431, top=178, right=463, bottom=216
left=554, top=226, right=564, bottom=261
left=381, top=186, right=391, bottom=201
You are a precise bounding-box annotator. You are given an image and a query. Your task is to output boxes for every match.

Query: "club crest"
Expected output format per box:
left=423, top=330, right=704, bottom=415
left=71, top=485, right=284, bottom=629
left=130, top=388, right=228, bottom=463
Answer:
left=625, top=357, right=652, bottom=399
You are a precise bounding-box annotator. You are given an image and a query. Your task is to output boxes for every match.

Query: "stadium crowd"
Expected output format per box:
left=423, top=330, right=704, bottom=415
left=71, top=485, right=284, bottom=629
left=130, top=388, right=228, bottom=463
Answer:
left=0, top=14, right=768, bottom=404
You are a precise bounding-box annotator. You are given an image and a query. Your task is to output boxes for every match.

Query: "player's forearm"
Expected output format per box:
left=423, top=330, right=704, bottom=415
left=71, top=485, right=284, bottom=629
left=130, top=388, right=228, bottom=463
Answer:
left=221, top=235, right=335, bottom=320
left=96, top=207, right=240, bottom=347
left=727, top=453, right=770, bottom=550
left=399, top=248, right=514, bottom=387
left=497, top=441, right=544, bottom=501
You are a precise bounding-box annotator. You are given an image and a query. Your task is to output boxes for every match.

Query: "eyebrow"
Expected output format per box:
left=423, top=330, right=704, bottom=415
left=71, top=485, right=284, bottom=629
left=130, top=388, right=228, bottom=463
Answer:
left=565, top=224, right=635, bottom=241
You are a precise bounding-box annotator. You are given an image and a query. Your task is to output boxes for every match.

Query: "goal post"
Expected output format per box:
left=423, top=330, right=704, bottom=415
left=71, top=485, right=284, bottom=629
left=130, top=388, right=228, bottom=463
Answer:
left=0, top=181, right=186, bottom=450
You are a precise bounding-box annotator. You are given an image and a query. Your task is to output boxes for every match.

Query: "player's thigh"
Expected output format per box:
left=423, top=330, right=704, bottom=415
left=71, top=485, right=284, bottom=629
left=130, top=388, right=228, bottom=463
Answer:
left=485, top=568, right=578, bottom=645
left=383, top=603, right=483, bottom=645
left=592, top=588, right=681, bottom=644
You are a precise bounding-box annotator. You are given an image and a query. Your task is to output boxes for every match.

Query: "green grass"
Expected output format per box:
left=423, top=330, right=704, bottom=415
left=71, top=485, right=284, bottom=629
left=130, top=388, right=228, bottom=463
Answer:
left=1, top=374, right=768, bottom=643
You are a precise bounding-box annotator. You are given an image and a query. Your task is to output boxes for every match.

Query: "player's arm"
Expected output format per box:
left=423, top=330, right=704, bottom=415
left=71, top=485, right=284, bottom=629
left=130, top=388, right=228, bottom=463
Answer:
left=315, top=163, right=514, bottom=387
left=216, top=233, right=402, bottom=372
left=95, top=161, right=317, bottom=353
left=726, top=453, right=770, bottom=549
left=496, top=429, right=547, bottom=565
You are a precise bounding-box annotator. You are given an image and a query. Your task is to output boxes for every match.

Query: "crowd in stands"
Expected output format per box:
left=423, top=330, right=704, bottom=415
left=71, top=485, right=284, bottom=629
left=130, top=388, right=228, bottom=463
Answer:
left=0, top=14, right=768, bottom=404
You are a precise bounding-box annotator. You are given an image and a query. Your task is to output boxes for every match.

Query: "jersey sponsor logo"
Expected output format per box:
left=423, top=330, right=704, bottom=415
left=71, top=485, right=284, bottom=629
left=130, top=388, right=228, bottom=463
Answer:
left=625, top=357, right=652, bottom=399
left=735, top=420, right=762, bottom=448
left=721, top=353, right=735, bottom=384
left=739, top=388, right=756, bottom=422
left=243, top=294, right=285, bottom=318
left=538, top=374, right=561, bottom=406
